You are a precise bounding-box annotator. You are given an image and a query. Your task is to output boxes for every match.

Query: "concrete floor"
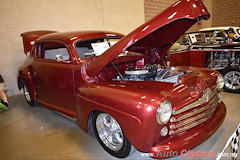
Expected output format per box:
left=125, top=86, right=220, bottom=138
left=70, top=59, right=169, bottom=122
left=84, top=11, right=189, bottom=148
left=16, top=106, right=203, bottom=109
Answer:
left=0, top=92, right=239, bottom=160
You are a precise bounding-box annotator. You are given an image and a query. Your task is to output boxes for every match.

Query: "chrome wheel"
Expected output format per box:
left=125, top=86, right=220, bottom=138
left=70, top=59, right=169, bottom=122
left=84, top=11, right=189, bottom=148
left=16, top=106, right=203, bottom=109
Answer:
left=23, top=85, right=31, bottom=103
left=224, top=71, right=240, bottom=90
left=96, top=113, right=123, bottom=151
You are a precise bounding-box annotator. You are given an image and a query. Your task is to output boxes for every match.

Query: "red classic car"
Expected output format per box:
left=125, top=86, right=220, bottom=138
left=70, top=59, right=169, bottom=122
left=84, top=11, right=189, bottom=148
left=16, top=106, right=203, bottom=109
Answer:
left=170, top=30, right=240, bottom=93
left=18, top=0, right=226, bottom=159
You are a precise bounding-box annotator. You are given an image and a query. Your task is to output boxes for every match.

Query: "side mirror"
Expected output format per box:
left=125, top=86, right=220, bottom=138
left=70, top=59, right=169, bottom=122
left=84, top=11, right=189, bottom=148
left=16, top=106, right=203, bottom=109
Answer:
left=55, top=54, right=70, bottom=63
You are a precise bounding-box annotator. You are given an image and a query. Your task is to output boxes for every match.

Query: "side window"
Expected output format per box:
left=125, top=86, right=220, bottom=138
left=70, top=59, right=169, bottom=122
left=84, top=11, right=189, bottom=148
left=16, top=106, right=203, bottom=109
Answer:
left=37, top=42, right=70, bottom=60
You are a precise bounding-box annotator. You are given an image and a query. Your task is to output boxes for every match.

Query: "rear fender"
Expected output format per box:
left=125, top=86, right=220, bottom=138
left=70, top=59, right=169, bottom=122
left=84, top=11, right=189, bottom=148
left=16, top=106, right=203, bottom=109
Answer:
left=18, top=70, right=36, bottom=101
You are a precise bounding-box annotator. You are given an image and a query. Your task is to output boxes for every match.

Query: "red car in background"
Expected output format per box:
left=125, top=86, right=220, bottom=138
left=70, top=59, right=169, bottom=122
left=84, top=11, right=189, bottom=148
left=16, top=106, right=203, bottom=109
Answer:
left=18, top=0, right=226, bottom=159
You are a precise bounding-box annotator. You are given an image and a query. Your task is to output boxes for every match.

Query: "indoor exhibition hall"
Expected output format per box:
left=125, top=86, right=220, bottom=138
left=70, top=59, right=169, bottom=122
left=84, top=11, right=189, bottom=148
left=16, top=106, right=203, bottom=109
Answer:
left=0, top=0, right=239, bottom=160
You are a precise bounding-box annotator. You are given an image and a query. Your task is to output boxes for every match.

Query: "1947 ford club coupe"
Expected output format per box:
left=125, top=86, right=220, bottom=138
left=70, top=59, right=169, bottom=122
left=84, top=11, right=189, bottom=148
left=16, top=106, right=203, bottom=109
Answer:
left=18, top=0, right=226, bottom=159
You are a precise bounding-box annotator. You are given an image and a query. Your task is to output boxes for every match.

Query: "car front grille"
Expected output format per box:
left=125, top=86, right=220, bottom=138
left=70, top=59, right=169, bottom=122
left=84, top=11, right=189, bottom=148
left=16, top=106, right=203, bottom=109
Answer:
left=169, top=88, right=219, bottom=135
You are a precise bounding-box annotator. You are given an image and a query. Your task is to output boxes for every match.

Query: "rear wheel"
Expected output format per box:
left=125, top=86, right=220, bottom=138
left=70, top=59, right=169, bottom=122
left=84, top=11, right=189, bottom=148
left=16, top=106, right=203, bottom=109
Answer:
left=92, top=112, right=134, bottom=158
left=22, top=83, right=38, bottom=107
left=221, top=67, right=240, bottom=93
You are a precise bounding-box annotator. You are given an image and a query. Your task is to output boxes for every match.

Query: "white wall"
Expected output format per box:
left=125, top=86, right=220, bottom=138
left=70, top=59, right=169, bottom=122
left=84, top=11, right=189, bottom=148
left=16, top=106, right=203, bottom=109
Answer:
left=0, top=0, right=144, bottom=96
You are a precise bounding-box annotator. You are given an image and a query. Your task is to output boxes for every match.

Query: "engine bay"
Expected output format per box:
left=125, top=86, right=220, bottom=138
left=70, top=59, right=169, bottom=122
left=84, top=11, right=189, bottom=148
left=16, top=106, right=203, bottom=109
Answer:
left=114, top=64, right=190, bottom=83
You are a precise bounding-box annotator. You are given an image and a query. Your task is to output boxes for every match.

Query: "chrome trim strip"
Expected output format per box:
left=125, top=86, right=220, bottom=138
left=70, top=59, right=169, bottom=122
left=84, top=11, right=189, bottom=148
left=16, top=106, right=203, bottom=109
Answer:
left=170, top=101, right=217, bottom=129
left=202, top=48, right=240, bottom=52
left=189, top=48, right=240, bottom=52
left=172, top=88, right=217, bottom=115
left=169, top=107, right=216, bottom=135
left=209, top=67, right=226, bottom=70
left=169, top=117, right=208, bottom=135
left=170, top=96, right=218, bottom=122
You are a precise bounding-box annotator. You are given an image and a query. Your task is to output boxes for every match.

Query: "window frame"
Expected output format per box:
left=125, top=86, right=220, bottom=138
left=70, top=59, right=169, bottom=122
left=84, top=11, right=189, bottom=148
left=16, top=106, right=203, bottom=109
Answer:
left=74, top=37, right=122, bottom=59
left=33, top=40, right=73, bottom=63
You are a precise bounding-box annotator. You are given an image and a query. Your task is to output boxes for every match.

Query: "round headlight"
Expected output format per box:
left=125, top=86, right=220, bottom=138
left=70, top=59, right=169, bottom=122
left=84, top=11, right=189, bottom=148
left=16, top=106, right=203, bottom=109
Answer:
left=217, top=74, right=224, bottom=90
left=156, top=100, right=172, bottom=124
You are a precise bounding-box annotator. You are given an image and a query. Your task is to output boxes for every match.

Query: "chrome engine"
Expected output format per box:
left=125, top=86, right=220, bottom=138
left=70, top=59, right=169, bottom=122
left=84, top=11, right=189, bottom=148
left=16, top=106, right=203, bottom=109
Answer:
left=116, top=64, right=187, bottom=83
left=207, top=51, right=240, bottom=70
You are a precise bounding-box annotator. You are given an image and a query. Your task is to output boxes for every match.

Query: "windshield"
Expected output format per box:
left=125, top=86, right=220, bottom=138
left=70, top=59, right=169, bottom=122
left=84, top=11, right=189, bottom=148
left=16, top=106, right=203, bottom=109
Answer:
left=75, top=37, right=121, bottom=59
left=182, top=31, right=228, bottom=45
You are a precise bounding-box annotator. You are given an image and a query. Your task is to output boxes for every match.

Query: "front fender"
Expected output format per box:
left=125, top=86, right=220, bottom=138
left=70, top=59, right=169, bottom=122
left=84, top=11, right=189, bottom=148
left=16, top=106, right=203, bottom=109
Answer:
left=76, top=81, right=191, bottom=152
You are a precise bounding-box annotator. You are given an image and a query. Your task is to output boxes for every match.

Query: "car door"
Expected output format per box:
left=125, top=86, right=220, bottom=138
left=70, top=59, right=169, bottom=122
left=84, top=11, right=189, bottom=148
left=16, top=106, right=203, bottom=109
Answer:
left=31, top=40, right=76, bottom=116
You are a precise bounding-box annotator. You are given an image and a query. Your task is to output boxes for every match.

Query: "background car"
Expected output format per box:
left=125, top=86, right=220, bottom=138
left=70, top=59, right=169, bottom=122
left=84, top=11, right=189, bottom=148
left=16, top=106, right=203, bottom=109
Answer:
left=169, top=26, right=240, bottom=54
left=18, top=0, right=226, bottom=159
left=200, top=26, right=240, bottom=41
left=170, top=31, right=240, bottom=93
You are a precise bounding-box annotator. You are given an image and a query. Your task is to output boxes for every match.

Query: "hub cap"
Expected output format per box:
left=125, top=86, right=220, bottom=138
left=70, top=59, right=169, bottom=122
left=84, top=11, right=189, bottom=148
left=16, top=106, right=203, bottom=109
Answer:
left=224, top=71, right=240, bottom=90
left=96, top=113, right=123, bottom=151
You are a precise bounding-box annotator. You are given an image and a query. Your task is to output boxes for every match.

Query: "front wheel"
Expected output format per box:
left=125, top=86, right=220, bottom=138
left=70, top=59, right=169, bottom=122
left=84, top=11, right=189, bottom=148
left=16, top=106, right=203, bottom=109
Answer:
left=221, top=67, right=240, bottom=93
left=92, top=112, right=134, bottom=158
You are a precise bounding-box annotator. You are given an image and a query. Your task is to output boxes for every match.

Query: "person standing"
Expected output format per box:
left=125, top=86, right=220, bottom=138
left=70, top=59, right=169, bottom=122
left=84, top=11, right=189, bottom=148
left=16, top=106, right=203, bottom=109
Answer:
left=0, top=74, right=9, bottom=110
left=225, top=28, right=235, bottom=44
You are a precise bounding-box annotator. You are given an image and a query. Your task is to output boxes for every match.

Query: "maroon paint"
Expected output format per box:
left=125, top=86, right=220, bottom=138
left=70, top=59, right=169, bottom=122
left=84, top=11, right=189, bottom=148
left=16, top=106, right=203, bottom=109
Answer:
left=18, top=0, right=226, bottom=159
left=170, top=50, right=207, bottom=67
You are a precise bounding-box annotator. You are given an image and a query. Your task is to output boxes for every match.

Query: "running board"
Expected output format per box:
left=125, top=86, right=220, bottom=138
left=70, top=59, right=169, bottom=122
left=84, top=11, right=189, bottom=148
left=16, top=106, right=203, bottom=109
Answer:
left=56, top=111, right=76, bottom=122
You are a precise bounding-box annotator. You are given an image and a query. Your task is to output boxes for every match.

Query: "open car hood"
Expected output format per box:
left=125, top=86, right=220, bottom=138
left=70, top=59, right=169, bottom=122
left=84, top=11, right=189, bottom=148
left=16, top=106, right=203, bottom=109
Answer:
left=86, top=0, right=210, bottom=77
left=21, top=30, right=58, bottom=54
